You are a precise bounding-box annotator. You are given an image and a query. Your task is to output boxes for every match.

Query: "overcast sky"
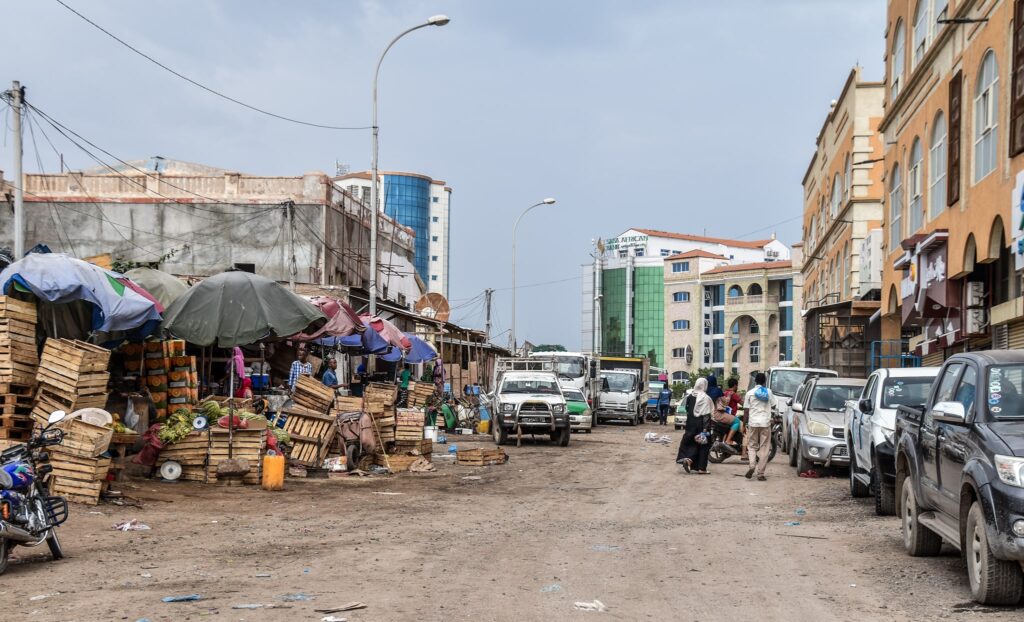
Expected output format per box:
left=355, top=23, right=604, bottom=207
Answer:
left=3, top=0, right=884, bottom=348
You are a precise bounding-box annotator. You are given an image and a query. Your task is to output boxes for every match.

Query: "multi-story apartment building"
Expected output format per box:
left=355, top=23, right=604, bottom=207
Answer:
left=581, top=228, right=790, bottom=368
left=880, top=0, right=1024, bottom=363
left=336, top=171, right=452, bottom=297
left=801, top=67, right=887, bottom=377
left=663, top=251, right=803, bottom=384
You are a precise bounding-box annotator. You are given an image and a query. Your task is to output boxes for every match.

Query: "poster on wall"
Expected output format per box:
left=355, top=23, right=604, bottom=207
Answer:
left=1013, top=171, right=1024, bottom=271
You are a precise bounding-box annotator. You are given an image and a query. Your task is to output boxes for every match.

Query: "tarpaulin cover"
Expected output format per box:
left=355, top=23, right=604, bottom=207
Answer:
left=124, top=267, right=188, bottom=309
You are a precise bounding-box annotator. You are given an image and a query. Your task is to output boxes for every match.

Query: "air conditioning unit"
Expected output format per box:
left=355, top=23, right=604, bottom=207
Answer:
left=994, top=324, right=1009, bottom=349
left=966, top=281, right=985, bottom=307
left=965, top=307, right=989, bottom=335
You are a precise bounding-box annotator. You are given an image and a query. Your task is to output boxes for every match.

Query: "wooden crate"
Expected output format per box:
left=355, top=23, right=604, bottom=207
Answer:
left=51, top=477, right=105, bottom=505
left=334, top=396, right=363, bottom=413
left=365, top=383, right=397, bottom=406
left=293, top=375, right=335, bottom=413
left=373, top=451, right=430, bottom=473
left=281, top=407, right=335, bottom=467
left=394, top=439, right=432, bottom=455
left=456, top=447, right=507, bottom=466
left=50, top=452, right=111, bottom=482
left=55, top=418, right=113, bottom=458
left=0, top=297, right=38, bottom=322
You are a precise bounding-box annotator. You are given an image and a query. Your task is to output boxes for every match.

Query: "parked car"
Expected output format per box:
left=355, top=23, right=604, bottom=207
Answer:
left=562, top=387, right=593, bottom=433
left=895, top=351, right=1024, bottom=605
left=789, top=377, right=865, bottom=473
left=781, top=379, right=815, bottom=455
left=845, top=367, right=939, bottom=515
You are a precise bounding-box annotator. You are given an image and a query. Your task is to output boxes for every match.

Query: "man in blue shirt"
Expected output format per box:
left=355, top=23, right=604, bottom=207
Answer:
left=658, top=386, right=673, bottom=425
left=288, top=348, right=313, bottom=392
left=322, top=357, right=339, bottom=389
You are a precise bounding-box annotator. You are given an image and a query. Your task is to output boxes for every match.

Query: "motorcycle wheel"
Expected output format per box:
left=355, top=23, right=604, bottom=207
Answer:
left=46, top=529, right=63, bottom=561
left=708, top=441, right=729, bottom=464
left=768, top=428, right=781, bottom=463
left=0, top=537, right=9, bottom=575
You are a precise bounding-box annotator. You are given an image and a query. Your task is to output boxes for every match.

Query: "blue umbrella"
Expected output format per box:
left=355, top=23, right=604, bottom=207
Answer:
left=403, top=333, right=438, bottom=364
left=317, top=323, right=388, bottom=353
left=380, top=346, right=404, bottom=363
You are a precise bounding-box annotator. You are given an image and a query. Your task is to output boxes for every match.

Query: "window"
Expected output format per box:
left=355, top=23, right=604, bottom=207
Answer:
left=672, top=371, right=687, bottom=382
left=949, top=70, right=963, bottom=205
left=750, top=319, right=759, bottom=334
left=830, top=174, right=841, bottom=217
left=432, top=235, right=439, bottom=242
left=912, top=1, right=929, bottom=67
left=843, top=243, right=852, bottom=299
left=672, top=320, right=690, bottom=330
left=930, top=112, right=947, bottom=218
left=955, top=365, right=978, bottom=416
left=431, top=255, right=438, bottom=262
left=703, top=314, right=712, bottom=335
left=672, top=348, right=685, bottom=358
left=844, top=153, right=852, bottom=199
left=891, top=20, right=906, bottom=101
left=431, top=275, right=438, bottom=281
left=749, top=340, right=760, bottom=363
left=672, top=291, right=690, bottom=303
left=618, top=249, right=628, bottom=258
left=908, top=137, right=923, bottom=234
left=727, top=285, right=742, bottom=298
left=889, top=164, right=903, bottom=251
left=974, top=51, right=999, bottom=183
left=432, top=196, right=439, bottom=203
left=431, top=216, right=439, bottom=223
left=660, top=249, right=670, bottom=257
left=671, top=261, right=690, bottom=273
left=934, top=363, right=963, bottom=404
left=779, top=336, right=793, bottom=361
left=1012, top=1, right=1024, bottom=156
left=634, top=247, right=645, bottom=257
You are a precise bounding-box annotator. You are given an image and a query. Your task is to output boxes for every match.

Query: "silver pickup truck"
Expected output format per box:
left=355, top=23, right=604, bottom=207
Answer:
left=491, top=359, right=570, bottom=447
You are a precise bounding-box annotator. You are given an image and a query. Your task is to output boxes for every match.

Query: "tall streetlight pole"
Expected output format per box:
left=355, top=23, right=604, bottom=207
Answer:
left=511, top=198, right=556, bottom=353
left=369, top=14, right=450, bottom=318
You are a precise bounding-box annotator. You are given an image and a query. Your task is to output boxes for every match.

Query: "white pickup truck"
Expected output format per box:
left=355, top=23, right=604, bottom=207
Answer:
left=844, top=366, right=939, bottom=515
left=491, top=358, right=570, bottom=447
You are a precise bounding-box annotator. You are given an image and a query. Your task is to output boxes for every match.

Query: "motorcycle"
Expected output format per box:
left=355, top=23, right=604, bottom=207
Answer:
left=708, top=411, right=782, bottom=464
left=0, top=410, right=70, bottom=574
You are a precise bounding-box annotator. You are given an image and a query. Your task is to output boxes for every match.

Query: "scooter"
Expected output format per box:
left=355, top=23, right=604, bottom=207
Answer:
left=0, top=410, right=70, bottom=574
left=707, top=412, right=781, bottom=465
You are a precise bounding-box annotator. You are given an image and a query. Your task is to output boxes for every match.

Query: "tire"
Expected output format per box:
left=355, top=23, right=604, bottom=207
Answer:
left=849, top=450, right=870, bottom=498
left=0, top=538, right=9, bottom=576
left=900, top=477, right=942, bottom=557
left=493, top=419, right=509, bottom=446
left=966, top=501, right=1024, bottom=605
left=789, top=436, right=798, bottom=467
left=767, top=434, right=778, bottom=464
left=345, top=443, right=361, bottom=472
left=46, top=529, right=64, bottom=561
left=872, top=468, right=896, bottom=515
left=796, top=439, right=812, bottom=475
left=708, top=443, right=728, bottom=464
left=551, top=427, right=570, bottom=447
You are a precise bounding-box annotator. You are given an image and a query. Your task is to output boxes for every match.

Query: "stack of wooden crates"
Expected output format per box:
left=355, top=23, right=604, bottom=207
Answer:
left=155, top=428, right=265, bottom=484
left=32, top=339, right=110, bottom=427
left=0, top=297, right=38, bottom=446
left=280, top=405, right=336, bottom=468
left=364, top=383, right=397, bottom=447
left=49, top=417, right=113, bottom=505
left=292, top=375, right=335, bottom=413
left=406, top=381, right=435, bottom=408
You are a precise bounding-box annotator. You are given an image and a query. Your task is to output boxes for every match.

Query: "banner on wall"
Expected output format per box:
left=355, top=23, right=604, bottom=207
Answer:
left=1013, top=171, right=1024, bottom=271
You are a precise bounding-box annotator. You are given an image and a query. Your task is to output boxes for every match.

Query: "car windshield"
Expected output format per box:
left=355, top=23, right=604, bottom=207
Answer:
left=881, top=377, right=934, bottom=409
left=601, top=373, right=636, bottom=393
left=551, top=356, right=585, bottom=379
left=563, top=390, right=586, bottom=403
left=808, top=384, right=861, bottom=412
left=770, top=370, right=833, bottom=397
left=987, top=365, right=1024, bottom=420
left=501, top=379, right=561, bottom=395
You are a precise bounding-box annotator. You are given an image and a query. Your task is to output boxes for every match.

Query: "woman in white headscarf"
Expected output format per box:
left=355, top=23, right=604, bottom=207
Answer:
left=675, top=377, right=715, bottom=474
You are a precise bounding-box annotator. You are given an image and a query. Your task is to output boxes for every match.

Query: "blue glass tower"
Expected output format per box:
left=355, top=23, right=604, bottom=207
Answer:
left=382, top=174, right=431, bottom=283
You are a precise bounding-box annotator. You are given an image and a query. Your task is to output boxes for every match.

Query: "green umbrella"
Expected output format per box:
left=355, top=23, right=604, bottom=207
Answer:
left=124, top=267, right=189, bottom=309
left=161, top=271, right=326, bottom=347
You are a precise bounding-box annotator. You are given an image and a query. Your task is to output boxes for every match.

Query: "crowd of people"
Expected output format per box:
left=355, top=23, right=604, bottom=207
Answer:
left=674, top=371, right=777, bottom=481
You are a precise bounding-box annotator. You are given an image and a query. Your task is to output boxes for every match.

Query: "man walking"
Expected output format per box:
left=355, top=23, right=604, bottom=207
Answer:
left=322, top=357, right=340, bottom=390
left=288, top=348, right=313, bottom=392
left=657, top=384, right=672, bottom=425
left=743, top=372, right=777, bottom=481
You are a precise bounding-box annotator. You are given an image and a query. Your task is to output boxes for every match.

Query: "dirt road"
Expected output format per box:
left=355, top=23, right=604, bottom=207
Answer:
left=2, top=424, right=1021, bottom=621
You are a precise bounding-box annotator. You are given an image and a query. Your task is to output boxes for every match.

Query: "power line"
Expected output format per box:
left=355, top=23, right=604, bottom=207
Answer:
left=493, top=275, right=581, bottom=292
left=54, top=0, right=371, bottom=131
left=736, top=214, right=803, bottom=240
left=23, top=109, right=78, bottom=256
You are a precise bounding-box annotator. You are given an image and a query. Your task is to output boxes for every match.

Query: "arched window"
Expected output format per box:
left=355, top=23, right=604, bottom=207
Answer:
left=844, top=154, right=852, bottom=199
left=912, top=2, right=929, bottom=67
left=892, top=20, right=906, bottom=101
left=747, top=283, right=763, bottom=296
left=889, top=164, right=903, bottom=251
left=929, top=111, right=947, bottom=218
left=974, top=50, right=999, bottom=183
left=908, top=137, right=923, bottom=234
left=749, top=319, right=760, bottom=334
left=830, top=174, right=842, bottom=217
left=843, top=242, right=852, bottom=299
left=728, top=285, right=743, bottom=298
left=749, top=340, right=760, bottom=364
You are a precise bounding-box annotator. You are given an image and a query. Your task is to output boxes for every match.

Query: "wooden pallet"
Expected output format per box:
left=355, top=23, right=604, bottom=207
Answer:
left=0, top=427, right=30, bottom=440
left=394, top=439, right=432, bottom=455
left=281, top=406, right=336, bottom=467
left=292, top=375, right=335, bottom=413
left=334, top=396, right=363, bottom=413
left=373, top=451, right=430, bottom=473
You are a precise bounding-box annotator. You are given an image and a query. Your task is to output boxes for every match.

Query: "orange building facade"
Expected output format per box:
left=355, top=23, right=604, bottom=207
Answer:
left=880, top=0, right=1024, bottom=364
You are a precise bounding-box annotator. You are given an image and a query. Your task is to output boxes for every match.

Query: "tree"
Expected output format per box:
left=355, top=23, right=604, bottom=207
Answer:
left=532, top=344, right=567, bottom=353
left=671, top=382, right=688, bottom=399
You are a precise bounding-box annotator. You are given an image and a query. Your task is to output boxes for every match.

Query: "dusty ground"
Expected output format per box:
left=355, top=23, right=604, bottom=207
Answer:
left=2, top=423, right=1023, bottom=621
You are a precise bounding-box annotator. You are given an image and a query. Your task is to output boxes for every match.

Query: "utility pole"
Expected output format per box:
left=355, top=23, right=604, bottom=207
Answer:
left=11, top=81, right=24, bottom=259
left=484, top=288, right=494, bottom=340
left=285, top=201, right=297, bottom=291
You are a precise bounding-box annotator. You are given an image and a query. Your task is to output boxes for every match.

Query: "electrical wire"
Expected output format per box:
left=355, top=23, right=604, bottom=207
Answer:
left=54, top=0, right=371, bottom=131
left=736, top=214, right=803, bottom=240
left=23, top=109, right=79, bottom=255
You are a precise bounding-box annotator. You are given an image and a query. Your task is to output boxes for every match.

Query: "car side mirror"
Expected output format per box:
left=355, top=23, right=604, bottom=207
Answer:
left=932, top=401, right=966, bottom=424
left=47, top=410, right=67, bottom=426
left=859, top=398, right=873, bottom=414
left=791, top=403, right=804, bottom=413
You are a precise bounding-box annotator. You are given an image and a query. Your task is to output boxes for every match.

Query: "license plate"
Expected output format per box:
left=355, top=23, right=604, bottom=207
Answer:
left=523, top=417, right=544, bottom=423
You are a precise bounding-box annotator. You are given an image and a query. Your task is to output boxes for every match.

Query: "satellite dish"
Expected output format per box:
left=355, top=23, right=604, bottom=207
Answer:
left=159, top=460, right=182, bottom=481
left=415, top=292, right=451, bottom=322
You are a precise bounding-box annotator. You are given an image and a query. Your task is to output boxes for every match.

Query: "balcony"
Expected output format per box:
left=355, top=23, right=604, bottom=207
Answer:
left=726, top=294, right=779, bottom=312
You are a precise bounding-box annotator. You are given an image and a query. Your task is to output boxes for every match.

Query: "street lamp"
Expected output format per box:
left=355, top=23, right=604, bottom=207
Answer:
left=368, top=14, right=450, bottom=318
left=511, top=198, right=556, bottom=353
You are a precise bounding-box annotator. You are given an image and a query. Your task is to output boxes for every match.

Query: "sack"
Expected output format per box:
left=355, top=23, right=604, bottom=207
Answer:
left=694, top=432, right=709, bottom=445
left=754, top=386, right=770, bottom=402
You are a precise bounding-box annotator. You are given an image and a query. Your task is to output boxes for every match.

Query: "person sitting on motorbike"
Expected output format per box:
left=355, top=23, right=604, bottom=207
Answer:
left=722, top=378, right=745, bottom=450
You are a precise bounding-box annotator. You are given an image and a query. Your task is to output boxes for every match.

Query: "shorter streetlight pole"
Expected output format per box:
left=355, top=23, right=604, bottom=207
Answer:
left=511, top=198, right=556, bottom=354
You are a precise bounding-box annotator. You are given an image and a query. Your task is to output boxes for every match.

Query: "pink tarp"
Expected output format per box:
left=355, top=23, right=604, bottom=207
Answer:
left=294, top=296, right=363, bottom=341
left=360, top=314, right=412, bottom=350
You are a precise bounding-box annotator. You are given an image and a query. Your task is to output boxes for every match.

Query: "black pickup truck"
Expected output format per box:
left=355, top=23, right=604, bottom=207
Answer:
left=895, top=351, right=1024, bottom=605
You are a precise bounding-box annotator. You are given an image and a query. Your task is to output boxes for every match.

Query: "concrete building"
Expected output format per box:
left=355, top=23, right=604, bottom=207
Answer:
left=581, top=228, right=790, bottom=368
left=0, top=157, right=423, bottom=308
left=801, top=67, right=887, bottom=377
left=336, top=171, right=451, bottom=298
left=879, top=0, right=1024, bottom=364
left=663, top=252, right=802, bottom=384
